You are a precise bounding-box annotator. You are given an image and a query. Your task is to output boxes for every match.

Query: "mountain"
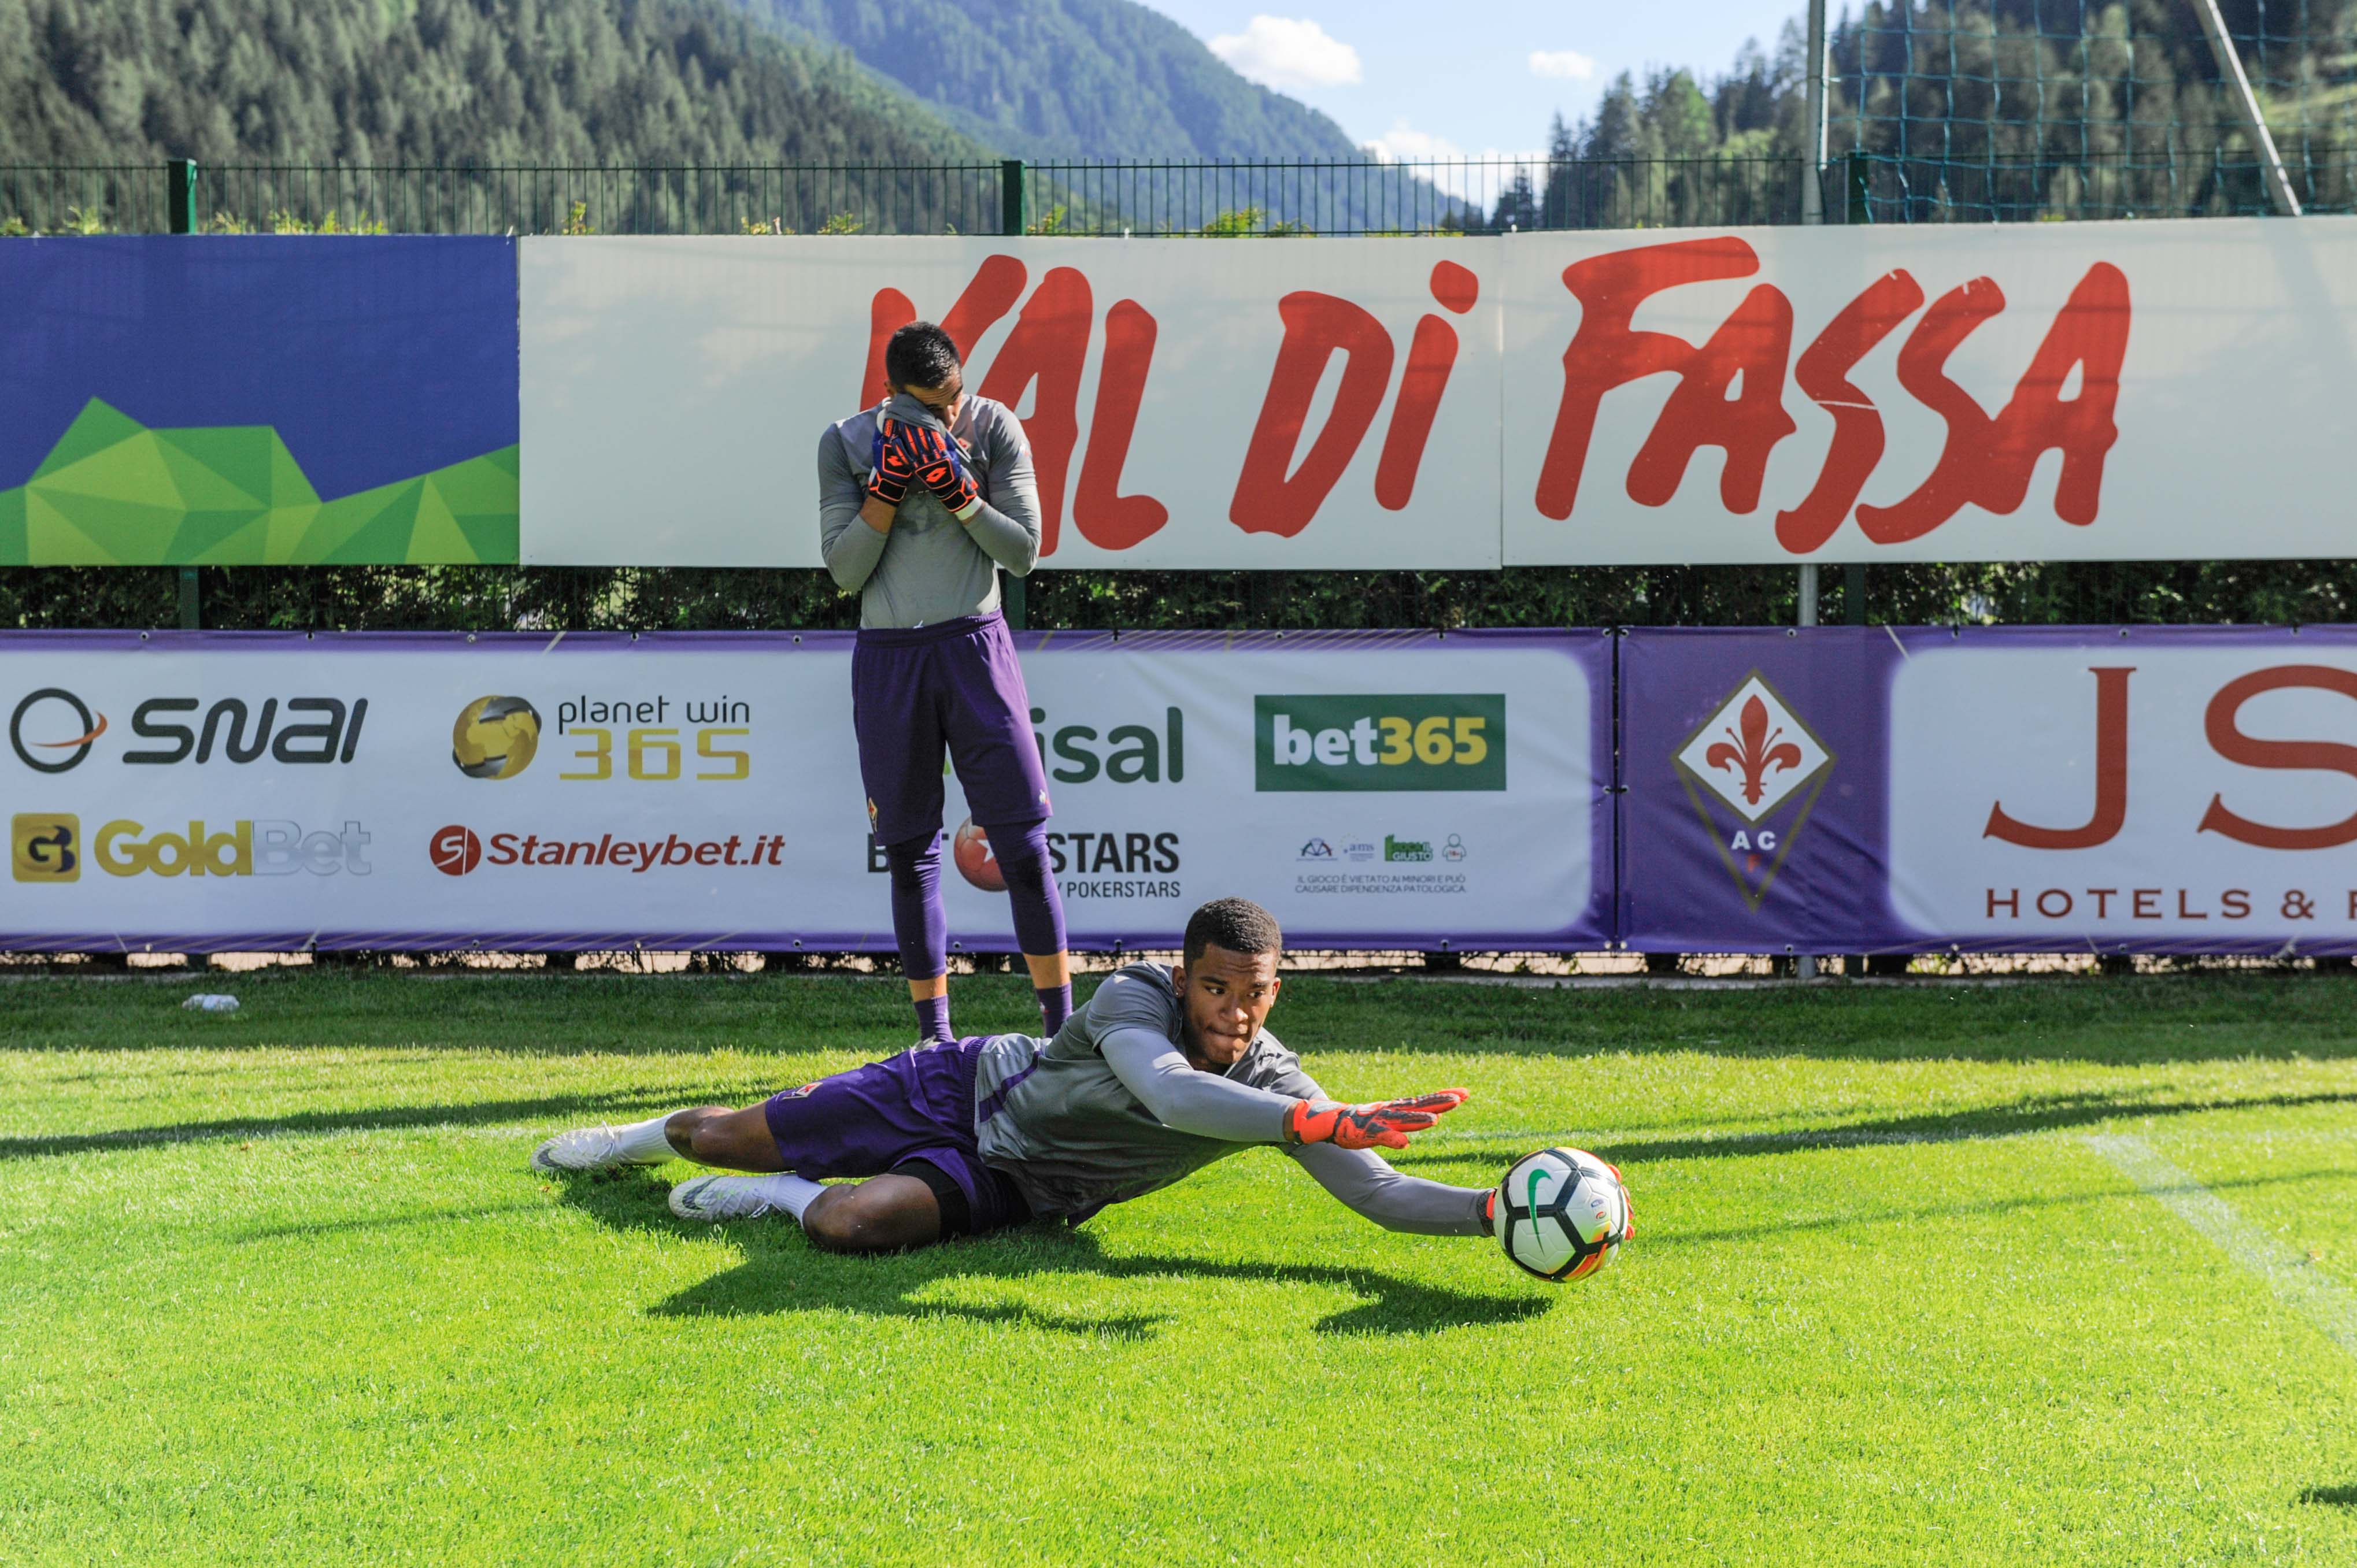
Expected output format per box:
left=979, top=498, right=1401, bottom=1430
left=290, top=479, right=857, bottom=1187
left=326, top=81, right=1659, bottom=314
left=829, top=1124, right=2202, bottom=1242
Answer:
left=0, top=0, right=993, bottom=169
left=738, top=0, right=1366, bottom=161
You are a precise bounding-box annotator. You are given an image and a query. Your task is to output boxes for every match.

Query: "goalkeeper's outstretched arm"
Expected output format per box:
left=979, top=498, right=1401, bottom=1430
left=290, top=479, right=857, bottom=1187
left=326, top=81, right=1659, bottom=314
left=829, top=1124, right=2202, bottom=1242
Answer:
left=1287, top=1142, right=1492, bottom=1236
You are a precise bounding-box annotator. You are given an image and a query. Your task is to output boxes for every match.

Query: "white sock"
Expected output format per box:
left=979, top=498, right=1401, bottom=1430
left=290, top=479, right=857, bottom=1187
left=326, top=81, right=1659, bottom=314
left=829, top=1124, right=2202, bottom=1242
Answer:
left=745, top=1173, right=825, bottom=1220
left=610, top=1114, right=679, bottom=1163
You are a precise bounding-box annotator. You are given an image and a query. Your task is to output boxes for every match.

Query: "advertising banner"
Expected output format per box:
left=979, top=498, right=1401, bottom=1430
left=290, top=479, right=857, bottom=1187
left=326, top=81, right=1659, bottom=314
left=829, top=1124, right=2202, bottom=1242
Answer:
left=517, top=218, right=2357, bottom=569
left=1620, top=625, right=2357, bottom=955
left=0, top=237, right=519, bottom=566
left=0, top=629, right=1608, bottom=952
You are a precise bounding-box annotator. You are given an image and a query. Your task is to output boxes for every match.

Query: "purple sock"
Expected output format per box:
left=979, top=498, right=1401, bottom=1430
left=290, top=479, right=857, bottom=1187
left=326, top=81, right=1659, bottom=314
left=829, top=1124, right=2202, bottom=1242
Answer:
left=982, top=820, right=1068, bottom=955
left=1035, top=983, right=1074, bottom=1035
left=913, top=992, right=953, bottom=1046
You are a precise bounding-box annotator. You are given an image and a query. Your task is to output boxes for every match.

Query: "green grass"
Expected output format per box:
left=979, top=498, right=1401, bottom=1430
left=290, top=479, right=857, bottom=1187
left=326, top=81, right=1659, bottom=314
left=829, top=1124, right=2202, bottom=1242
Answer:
left=4, top=970, right=2357, bottom=1565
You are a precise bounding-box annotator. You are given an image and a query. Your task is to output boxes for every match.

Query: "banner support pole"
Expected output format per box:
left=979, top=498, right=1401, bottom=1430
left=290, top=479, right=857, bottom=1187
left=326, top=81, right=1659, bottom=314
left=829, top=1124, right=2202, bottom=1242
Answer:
left=1802, top=0, right=1828, bottom=225
left=1796, top=560, right=1819, bottom=979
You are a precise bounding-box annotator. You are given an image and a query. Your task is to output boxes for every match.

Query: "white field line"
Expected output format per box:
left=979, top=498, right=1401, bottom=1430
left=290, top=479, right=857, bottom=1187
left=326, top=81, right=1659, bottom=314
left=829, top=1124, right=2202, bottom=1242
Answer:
left=2084, top=1133, right=2357, bottom=1359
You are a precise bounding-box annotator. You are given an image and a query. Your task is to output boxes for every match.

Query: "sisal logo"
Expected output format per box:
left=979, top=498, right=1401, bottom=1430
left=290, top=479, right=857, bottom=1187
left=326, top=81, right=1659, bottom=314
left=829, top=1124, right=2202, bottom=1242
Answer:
left=1254, top=695, right=1506, bottom=792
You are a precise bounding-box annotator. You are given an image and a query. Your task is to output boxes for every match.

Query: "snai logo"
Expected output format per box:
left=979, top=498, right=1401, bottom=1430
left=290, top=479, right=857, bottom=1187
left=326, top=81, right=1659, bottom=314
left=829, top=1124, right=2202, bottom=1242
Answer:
left=1254, top=695, right=1506, bottom=792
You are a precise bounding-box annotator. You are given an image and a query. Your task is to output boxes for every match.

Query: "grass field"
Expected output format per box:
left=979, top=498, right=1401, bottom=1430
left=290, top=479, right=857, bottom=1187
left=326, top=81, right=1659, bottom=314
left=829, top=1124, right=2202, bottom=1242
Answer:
left=5, top=968, right=2357, bottom=1566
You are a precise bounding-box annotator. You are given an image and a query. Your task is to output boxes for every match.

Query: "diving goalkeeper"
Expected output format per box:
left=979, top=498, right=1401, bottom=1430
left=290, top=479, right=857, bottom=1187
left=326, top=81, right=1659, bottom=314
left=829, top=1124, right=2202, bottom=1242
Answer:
left=532, top=898, right=1496, bottom=1250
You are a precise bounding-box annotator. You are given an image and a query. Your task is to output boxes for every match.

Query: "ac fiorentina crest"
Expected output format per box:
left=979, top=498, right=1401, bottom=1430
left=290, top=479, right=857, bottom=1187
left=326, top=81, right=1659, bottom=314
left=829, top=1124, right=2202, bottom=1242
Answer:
left=1672, top=672, right=1834, bottom=909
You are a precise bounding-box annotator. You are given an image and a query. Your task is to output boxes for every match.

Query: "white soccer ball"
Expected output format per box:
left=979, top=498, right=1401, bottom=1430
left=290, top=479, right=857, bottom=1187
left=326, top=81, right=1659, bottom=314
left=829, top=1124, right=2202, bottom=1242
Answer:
left=1496, top=1147, right=1633, bottom=1282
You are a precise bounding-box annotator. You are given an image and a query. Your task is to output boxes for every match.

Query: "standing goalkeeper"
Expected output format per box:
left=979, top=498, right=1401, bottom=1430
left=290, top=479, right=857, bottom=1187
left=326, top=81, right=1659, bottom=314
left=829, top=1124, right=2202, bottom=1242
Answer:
left=818, top=321, right=1072, bottom=1043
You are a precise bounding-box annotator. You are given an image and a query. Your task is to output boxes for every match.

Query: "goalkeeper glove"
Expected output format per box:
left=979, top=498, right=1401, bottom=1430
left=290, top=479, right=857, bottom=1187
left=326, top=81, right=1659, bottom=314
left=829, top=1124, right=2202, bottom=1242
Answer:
left=897, top=420, right=985, bottom=521
left=1282, top=1088, right=1469, bottom=1151
left=865, top=421, right=917, bottom=509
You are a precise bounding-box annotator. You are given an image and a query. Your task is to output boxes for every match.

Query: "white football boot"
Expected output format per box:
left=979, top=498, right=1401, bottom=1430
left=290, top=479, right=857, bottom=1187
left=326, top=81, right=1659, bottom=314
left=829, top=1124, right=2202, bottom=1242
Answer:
left=529, top=1124, right=665, bottom=1175
left=668, top=1174, right=788, bottom=1223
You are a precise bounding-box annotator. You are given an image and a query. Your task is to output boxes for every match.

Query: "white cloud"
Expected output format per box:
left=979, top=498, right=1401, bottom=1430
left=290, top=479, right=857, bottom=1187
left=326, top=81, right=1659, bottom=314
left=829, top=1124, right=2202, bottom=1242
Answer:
left=1529, top=49, right=1598, bottom=81
left=1360, top=121, right=1550, bottom=205
left=1209, top=16, right=1363, bottom=91
left=1361, top=123, right=1464, bottom=163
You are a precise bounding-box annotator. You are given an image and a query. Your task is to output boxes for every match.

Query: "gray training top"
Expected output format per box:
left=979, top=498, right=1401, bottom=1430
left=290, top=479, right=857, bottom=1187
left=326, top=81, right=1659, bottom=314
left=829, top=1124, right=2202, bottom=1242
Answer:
left=817, top=391, right=1043, bottom=629
left=973, top=961, right=1492, bottom=1233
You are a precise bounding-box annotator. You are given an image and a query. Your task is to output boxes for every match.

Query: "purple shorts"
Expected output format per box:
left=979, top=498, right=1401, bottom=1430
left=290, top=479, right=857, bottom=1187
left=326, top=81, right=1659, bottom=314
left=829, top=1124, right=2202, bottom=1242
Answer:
left=763, top=1037, right=1030, bottom=1236
left=853, top=610, right=1052, bottom=847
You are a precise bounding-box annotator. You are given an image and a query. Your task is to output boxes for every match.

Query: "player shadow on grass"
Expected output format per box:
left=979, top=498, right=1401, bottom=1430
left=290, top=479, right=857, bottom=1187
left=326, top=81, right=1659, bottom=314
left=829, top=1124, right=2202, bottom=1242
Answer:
left=558, top=1168, right=1553, bottom=1340
left=1378, top=1084, right=2357, bottom=1173
left=0, top=1087, right=728, bottom=1162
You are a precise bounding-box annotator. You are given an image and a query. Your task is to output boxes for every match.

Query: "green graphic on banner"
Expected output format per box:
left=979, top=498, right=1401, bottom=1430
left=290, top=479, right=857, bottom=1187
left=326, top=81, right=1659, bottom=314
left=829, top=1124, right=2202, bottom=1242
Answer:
left=1254, top=694, right=1507, bottom=792
left=0, top=399, right=519, bottom=565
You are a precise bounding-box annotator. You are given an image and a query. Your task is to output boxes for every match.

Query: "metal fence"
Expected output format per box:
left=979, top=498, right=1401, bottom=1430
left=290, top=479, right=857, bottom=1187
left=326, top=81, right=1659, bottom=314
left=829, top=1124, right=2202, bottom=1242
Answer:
left=1, top=150, right=2345, bottom=239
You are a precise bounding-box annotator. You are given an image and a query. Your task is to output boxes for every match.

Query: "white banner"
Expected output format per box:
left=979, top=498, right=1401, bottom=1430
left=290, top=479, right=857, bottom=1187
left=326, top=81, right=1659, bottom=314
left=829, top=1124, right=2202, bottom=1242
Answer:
left=1890, top=635, right=2357, bottom=944
left=0, top=632, right=1605, bottom=951
left=518, top=219, right=2357, bottom=568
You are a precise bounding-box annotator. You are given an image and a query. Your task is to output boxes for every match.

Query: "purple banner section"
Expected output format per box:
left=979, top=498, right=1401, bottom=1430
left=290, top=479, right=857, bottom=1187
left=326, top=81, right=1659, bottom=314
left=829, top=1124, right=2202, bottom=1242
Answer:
left=1622, top=625, right=2357, bottom=957
left=0, top=627, right=1612, bottom=955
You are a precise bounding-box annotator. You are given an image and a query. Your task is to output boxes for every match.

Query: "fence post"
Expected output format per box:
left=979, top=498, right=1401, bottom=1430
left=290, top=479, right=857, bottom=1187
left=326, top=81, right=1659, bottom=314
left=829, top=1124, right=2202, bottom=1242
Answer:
left=1000, top=160, right=1027, bottom=236
left=166, top=158, right=198, bottom=235
left=1845, top=151, right=1870, bottom=224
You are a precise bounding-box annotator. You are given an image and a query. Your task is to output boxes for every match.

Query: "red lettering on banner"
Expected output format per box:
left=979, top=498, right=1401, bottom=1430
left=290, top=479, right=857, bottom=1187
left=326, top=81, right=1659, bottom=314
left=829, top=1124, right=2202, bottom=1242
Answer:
left=1374, top=262, right=1481, bottom=510
left=2133, top=888, right=2162, bottom=918
left=1857, top=264, right=2130, bottom=543
left=1988, top=887, right=2020, bottom=917
left=1535, top=237, right=1761, bottom=520
left=2223, top=889, right=2252, bottom=918
left=976, top=266, right=1092, bottom=556
left=2178, top=889, right=2208, bottom=920
left=1984, top=666, right=2133, bottom=848
left=1071, top=299, right=1167, bottom=550
left=861, top=255, right=1029, bottom=408
left=2089, top=888, right=2118, bottom=918
left=1231, top=292, right=1397, bottom=537
left=1626, top=284, right=1795, bottom=512
left=1775, top=269, right=1926, bottom=553
left=2199, top=665, right=2357, bottom=848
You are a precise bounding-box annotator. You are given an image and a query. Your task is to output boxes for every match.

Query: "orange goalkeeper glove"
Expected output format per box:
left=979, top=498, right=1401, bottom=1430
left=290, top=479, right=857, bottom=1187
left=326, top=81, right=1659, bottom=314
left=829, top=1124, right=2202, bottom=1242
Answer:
left=865, top=421, right=918, bottom=508
left=897, top=420, right=985, bottom=521
left=1282, top=1088, right=1469, bottom=1151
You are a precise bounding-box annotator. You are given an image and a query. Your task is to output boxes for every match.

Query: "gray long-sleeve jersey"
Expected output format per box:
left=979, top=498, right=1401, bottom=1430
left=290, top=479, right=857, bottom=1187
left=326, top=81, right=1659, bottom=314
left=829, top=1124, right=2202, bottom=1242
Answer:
left=972, top=961, right=1491, bottom=1235
left=817, top=392, right=1042, bottom=628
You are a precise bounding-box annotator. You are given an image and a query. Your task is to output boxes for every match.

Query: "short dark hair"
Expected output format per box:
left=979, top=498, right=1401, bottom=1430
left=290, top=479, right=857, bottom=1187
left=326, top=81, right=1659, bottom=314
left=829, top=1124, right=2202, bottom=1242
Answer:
left=885, top=321, right=962, bottom=391
left=1183, top=898, right=1282, bottom=966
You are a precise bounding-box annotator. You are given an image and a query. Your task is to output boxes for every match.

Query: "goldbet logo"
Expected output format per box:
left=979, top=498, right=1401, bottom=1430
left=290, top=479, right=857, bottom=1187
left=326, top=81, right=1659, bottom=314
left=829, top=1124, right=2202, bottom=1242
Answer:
left=431, top=825, right=786, bottom=876
left=12, top=814, right=79, bottom=881
left=11, top=817, right=375, bottom=881
left=1255, top=695, right=1505, bottom=792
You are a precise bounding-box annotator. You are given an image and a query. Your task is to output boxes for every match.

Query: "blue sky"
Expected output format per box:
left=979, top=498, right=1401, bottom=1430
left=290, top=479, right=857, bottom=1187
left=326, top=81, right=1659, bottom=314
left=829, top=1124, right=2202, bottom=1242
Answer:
left=1141, top=1, right=1809, bottom=161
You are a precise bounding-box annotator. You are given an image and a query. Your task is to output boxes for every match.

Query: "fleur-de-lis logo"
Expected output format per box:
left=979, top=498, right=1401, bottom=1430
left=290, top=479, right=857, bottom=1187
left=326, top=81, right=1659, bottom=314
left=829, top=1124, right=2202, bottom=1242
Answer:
left=1704, top=695, right=1804, bottom=807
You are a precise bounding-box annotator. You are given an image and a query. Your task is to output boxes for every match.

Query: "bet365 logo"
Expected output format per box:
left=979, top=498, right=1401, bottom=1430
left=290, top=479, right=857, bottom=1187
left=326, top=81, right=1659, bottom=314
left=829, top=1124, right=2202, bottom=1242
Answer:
left=1254, top=695, right=1505, bottom=792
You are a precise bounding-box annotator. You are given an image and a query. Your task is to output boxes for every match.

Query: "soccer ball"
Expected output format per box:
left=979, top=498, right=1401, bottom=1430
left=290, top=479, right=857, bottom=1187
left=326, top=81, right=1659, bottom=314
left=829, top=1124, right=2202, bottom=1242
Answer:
left=1496, top=1147, right=1633, bottom=1282
left=951, top=815, right=1004, bottom=892
left=453, top=695, right=541, bottom=780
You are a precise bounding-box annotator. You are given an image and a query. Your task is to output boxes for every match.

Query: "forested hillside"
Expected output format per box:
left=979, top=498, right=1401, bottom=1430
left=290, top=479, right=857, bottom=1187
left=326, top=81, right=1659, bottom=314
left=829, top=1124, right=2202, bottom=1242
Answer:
left=1500, top=0, right=2357, bottom=224
left=0, top=0, right=990, bottom=166
left=741, top=0, right=1364, bottom=161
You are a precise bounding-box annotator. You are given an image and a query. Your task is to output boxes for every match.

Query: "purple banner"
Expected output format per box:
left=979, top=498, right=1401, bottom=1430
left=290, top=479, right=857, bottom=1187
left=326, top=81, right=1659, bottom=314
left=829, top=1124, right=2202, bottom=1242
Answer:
left=1621, top=625, right=2357, bottom=956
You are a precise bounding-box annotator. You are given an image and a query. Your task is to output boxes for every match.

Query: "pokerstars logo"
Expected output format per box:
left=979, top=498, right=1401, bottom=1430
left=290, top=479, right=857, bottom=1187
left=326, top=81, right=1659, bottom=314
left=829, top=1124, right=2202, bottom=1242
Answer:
left=1672, top=672, right=1834, bottom=908
left=431, top=824, right=787, bottom=876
